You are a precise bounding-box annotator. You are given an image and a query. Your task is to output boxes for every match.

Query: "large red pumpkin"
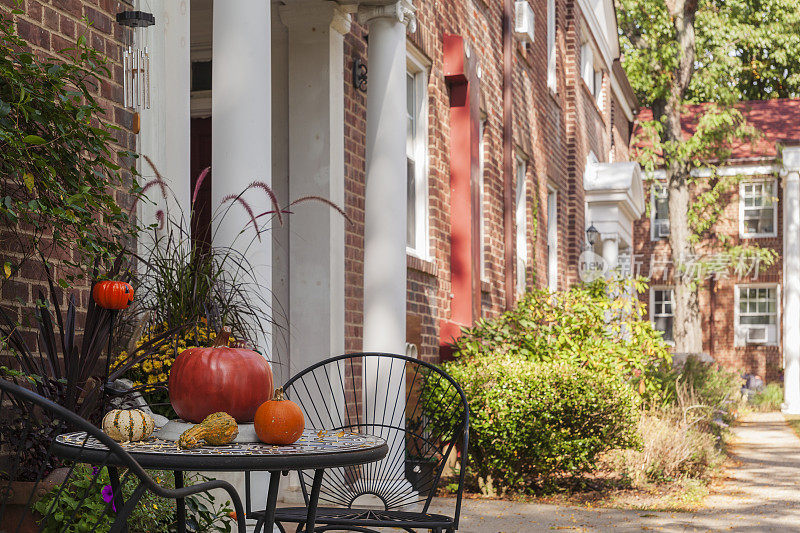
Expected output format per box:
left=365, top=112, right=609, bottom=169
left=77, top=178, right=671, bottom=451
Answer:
left=93, top=281, right=134, bottom=310
left=169, top=328, right=273, bottom=423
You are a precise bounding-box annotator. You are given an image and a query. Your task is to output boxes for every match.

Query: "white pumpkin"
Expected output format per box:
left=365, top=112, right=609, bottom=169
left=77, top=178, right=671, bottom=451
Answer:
left=102, top=409, right=155, bottom=442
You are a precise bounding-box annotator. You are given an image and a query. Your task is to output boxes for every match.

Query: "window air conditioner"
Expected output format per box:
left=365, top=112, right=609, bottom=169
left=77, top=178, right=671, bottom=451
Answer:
left=655, top=220, right=670, bottom=238
left=746, top=326, right=768, bottom=344
left=514, top=1, right=535, bottom=43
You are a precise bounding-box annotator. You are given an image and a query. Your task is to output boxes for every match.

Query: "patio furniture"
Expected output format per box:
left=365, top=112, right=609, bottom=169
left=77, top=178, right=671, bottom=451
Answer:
left=249, top=352, right=470, bottom=533
left=0, top=377, right=246, bottom=533
left=52, top=424, right=387, bottom=533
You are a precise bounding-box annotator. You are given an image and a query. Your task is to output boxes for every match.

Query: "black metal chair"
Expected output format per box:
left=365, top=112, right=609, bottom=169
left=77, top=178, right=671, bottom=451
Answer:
left=0, top=378, right=246, bottom=533
left=249, top=352, right=469, bottom=533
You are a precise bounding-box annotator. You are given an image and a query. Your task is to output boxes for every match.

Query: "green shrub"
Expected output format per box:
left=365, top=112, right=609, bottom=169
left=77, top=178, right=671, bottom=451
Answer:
left=645, top=356, right=744, bottom=421
left=750, top=383, right=783, bottom=411
left=442, top=356, right=640, bottom=492
left=452, top=278, right=671, bottom=393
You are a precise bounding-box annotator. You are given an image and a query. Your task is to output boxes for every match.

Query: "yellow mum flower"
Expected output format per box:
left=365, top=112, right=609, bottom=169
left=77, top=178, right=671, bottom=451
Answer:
left=153, top=360, right=163, bottom=370
left=146, top=374, right=158, bottom=385
left=158, top=372, right=168, bottom=382
left=141, top=360, right=154, bottom=373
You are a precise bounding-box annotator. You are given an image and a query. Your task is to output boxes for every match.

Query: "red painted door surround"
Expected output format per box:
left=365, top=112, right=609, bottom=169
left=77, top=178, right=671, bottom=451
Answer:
left=440, top=34, right=481, bottom=359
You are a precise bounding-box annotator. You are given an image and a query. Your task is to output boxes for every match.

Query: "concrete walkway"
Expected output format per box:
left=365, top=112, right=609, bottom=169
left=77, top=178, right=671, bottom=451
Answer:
left=429, top=411, right=800, bottom=532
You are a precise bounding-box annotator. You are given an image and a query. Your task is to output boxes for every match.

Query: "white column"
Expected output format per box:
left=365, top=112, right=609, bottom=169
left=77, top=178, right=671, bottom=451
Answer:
left=211, top=0, right=272, bottom=354
left=137, top=0, right=190, bottom=233
left=280, top=0, right=349, bottom=380
left=359, top=0, right=416, bottom=496
left=601, top=233, right=619, bottom=272
left=782, top=146, right=800, bottom=413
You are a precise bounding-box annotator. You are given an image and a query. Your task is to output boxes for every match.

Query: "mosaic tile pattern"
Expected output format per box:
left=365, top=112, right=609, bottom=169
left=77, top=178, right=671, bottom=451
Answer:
left=56, top=429, right=385, bottom=457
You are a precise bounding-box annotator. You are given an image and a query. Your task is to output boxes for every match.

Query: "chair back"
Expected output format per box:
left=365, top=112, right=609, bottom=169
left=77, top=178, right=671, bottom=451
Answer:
left=0, top=378, right=244, bottom=533
left=282, top=352, right=469, bottom=522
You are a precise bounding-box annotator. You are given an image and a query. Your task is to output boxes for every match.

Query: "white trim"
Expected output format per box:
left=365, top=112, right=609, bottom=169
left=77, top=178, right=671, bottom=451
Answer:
left=649, top=285, right=675, bottom=346
left=515, top=154, right=527, bottom=294
left=547, top=185, right=558, bottom=292
left=734, top=283, right=781, bottom=347
left=739, top=178, right=778, bottom=239
left=609, top=75, right=634, bottom=122
left=479, top=118, right=488, bottom=282
left=405, top=48, right=431, bottom=260
left=650, top=181, right=669, bottom=241
left=649, top=163, right=779, bottom=180
left=575, top=0, right=614, bottom=69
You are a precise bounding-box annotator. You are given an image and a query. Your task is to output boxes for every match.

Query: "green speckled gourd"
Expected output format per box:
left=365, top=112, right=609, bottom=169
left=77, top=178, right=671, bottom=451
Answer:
left=178, top=412, right=239, bottom=449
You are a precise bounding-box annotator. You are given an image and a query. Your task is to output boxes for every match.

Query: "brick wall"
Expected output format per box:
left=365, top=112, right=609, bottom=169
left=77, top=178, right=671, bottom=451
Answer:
left=633, top=174, right=784, bottom=381
left=0, top=0, right=135, bottom=349
left=342, top=0, right=634, bottom=362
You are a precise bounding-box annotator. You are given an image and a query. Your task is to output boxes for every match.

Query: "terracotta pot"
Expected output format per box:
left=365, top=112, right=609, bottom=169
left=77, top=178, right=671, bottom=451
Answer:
left=0, top=468, right=69, bottom=533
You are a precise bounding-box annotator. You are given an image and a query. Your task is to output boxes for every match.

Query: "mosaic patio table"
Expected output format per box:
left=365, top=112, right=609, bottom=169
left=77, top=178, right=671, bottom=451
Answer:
left=53, top=429, right=388, bottom=533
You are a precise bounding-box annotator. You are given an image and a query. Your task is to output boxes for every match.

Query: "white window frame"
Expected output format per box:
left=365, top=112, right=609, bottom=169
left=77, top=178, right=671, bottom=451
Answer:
left=739, top=178, right=778, bottom=239
left=734, top=284, right=780, bottom=347
left=479, top=118, right=488, bottom=282
left=649, top=286, right=675, bottom=345
left=580, top=40, right=605, bottom=107
left=515, top=155, right=527, bottom=295
left=546, top=0, right=556, bottom=93
left=405, top=50, right=430, bottom=260
left=546, top=185, right=558, bottom=292
left=650, top=182, right=670, bottom=241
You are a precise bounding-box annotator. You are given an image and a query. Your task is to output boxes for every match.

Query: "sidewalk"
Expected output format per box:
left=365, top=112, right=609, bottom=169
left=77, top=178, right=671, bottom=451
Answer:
left=429, top=411, right=800, bottom=532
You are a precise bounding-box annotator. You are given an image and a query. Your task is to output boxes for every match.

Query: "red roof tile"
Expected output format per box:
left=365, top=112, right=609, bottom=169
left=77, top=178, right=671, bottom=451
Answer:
left=636, top=98, right=800, bottom=161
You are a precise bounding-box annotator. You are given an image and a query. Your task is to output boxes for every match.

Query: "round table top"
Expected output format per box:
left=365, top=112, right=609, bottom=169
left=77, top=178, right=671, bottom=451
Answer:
left=53, top=429, right=388, bottom=472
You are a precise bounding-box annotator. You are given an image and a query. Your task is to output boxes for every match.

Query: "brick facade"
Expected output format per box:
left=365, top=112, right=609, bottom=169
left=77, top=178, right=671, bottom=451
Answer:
left=0, top=1, right=135, bottom=349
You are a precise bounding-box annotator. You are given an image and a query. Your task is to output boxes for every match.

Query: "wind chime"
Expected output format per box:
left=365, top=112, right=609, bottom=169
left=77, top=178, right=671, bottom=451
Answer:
left=116, top=9, right=155, bottom=134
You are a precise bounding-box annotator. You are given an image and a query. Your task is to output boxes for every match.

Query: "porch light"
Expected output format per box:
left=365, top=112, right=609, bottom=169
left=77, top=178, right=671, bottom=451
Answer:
left=116, top=10, right=155, bottom=114
left=586, top=223, right=599, bottom=247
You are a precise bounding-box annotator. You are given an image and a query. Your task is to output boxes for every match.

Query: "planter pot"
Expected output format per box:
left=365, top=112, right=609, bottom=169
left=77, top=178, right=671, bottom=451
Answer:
left=0, top=468, right=69, bottom=533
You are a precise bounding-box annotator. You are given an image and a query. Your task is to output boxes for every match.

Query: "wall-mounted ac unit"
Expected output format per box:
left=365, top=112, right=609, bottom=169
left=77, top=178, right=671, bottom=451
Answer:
left=746, top=326, right=768, bottom=344
left=655, top=220, right=670, bottom=238
left=514, top=1, right=535, bottom=43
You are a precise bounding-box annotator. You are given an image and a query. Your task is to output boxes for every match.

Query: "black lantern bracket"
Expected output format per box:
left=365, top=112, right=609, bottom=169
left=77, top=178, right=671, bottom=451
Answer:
left=353, top=58, right=368, bottom=93
left=116, top=10, right=156, bottom=28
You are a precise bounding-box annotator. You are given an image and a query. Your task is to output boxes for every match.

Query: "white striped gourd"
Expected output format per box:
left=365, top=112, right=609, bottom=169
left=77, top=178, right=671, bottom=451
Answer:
left=102, top=409, right=155, bottom=442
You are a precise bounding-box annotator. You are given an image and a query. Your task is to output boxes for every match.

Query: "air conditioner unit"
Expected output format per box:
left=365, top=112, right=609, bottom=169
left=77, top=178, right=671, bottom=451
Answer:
left=746, top=326, right=768, bottom=344
left=655, top=220, right=670, bottom=238
left=514, top=1, right=535, bottom=43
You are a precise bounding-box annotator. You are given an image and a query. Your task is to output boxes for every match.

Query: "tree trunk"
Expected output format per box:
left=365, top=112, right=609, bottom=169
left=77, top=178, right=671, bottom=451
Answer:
left=659, top=0, right=703, bottom=353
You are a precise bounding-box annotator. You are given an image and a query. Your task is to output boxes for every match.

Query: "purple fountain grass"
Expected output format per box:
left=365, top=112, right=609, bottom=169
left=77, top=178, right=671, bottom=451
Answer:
left=192, top=166, right=210, bottom=205
left=219, top=193, right=261, bottom=241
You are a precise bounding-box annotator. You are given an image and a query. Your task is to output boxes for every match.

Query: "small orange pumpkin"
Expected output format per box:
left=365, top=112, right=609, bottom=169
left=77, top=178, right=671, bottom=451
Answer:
left=92, top=281, right=134, bottom=310
left=254, top=388, right=305, bottom=445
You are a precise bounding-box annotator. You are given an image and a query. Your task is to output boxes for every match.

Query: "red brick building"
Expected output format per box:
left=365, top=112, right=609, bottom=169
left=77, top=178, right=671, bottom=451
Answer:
left=2, top=0, right=641, bottom=379
left=633, top=99, right=800, bottom=384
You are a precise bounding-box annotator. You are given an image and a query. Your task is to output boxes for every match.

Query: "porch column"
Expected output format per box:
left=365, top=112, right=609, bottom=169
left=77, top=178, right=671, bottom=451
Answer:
left=782, top=145, right=800, bottom=413
left=359, top=0, right=416, bottom=491
left=211, top=0, right=272, bottom=353
left=601, top=233, right=619, bottom=272
left=279, top=0, right=349, bottom=387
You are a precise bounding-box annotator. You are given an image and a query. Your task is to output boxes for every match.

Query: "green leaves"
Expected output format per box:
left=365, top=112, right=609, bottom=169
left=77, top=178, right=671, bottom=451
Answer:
left=22, top=134, right=46, bottom=144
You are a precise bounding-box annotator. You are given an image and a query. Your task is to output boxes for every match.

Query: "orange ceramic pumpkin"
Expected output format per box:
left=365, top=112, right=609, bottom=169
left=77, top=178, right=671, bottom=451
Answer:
left=254, top=388, right=305, bottom=445
left=92, top=281, right=134, bottom=310
left=169, top=328, right=273, bottom=423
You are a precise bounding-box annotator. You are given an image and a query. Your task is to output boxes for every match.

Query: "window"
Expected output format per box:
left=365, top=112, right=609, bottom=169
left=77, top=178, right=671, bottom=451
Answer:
left=547, top=0, right=556, bottom=92
left=580, top=41, right=604, bottom=106
left=479, top=119, right=487, bottom=281
left=740, top=180, right=777, bottom=237
left=406, top=55, right=429, bottom=257
left=547, top=187, right=558, bottom=292
left=735, top=285, right=779, bottom=346
left=651, top=183, right=669, bottom=240
left=515, top=156, right=527, bottom=294
left=650, top=288, right=674, bottom=344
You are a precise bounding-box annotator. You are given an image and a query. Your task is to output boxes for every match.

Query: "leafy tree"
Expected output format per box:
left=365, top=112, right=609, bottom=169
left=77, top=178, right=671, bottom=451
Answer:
left=617, top=0, right=790, bottom=352
left=0, top=8, right=137, bottom=285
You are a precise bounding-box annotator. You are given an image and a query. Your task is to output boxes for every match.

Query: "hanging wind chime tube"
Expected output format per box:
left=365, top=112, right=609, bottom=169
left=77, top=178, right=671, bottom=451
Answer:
left=117, top=9, right=155, bottom=132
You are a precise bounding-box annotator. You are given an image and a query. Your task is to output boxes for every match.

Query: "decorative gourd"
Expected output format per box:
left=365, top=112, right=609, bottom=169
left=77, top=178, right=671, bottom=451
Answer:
left=169, top=328, right=273, bottom=423
left=93, top=281, right=134, bottom=310
left=254, top=388, right=305, bottom=445
left=102, top=409, right=155, bottom=442
left=178, top=412, right=239, bottom=449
